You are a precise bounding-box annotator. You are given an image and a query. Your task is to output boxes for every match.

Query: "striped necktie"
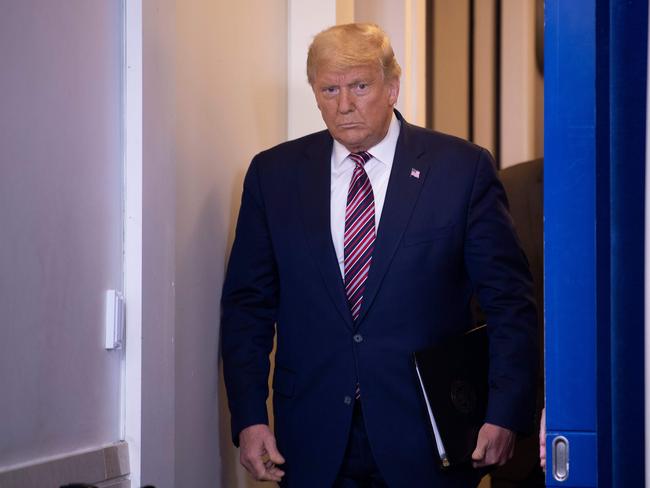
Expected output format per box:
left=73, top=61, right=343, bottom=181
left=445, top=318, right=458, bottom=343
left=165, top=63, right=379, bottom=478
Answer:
left=344, top=151, right=375, bottom=322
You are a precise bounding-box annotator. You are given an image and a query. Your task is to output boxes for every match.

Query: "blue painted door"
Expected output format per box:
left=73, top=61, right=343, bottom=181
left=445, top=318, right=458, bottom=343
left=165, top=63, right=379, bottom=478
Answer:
left=544, top=0, right=646, bottom=486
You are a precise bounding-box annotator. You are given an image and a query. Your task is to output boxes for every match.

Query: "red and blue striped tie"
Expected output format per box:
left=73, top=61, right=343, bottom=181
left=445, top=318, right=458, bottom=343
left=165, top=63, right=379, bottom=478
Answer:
left=344, top=151, right=375, bottom=322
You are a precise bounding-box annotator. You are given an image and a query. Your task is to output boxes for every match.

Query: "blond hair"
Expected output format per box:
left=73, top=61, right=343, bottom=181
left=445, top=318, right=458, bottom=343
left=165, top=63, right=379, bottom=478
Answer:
left=306, top=23, right=401, bottom=84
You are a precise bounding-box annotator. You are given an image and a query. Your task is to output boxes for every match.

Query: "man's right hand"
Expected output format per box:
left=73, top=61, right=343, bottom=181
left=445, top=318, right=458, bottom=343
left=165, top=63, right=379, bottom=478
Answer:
left=239, top=424, right=286, bottom=482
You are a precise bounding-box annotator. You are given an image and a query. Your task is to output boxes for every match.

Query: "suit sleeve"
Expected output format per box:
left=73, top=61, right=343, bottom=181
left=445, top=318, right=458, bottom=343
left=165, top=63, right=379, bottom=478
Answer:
left=221, top=157, right=279, bottom=446
left=464, top=149, right=539, bottom=434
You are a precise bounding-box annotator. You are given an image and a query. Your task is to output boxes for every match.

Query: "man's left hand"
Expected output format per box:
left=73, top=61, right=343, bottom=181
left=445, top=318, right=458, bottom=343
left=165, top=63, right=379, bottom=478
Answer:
left=471, top=422, right=515, bottom=468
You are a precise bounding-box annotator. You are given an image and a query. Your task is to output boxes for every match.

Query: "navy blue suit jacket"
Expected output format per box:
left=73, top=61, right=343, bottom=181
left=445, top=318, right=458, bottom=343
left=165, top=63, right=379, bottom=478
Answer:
left=221, top=113, right=538, bottom=487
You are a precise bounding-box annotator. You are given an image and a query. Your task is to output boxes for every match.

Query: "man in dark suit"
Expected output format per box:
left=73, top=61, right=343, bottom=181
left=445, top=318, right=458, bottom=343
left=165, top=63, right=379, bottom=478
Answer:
left=221, top=23, right=537, bottom=487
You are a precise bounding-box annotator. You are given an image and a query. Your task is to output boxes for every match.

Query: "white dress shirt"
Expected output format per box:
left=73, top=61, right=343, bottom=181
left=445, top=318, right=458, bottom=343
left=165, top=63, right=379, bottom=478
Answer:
left=330, top=114, right=401, bottom=278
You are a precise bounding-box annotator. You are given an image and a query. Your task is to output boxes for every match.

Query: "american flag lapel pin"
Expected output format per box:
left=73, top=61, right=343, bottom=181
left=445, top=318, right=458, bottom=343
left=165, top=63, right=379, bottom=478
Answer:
left=410, top=168, right=421, bottom=179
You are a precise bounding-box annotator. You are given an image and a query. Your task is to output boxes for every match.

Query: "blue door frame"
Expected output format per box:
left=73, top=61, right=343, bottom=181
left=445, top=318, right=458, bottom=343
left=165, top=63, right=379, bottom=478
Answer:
left=544, top=0, right=647, bottom=486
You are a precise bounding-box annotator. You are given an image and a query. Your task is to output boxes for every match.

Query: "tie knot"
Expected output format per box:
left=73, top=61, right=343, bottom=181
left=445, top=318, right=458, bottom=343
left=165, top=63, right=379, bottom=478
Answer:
left=349, top=151, right=372, bottom=167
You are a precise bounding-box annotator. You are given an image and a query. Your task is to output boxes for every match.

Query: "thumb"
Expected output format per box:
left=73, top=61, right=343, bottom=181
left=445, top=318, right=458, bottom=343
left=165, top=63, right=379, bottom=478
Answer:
left=472, top=436, right=487, bottom=461
left=264, top=435, right=285, bottom=464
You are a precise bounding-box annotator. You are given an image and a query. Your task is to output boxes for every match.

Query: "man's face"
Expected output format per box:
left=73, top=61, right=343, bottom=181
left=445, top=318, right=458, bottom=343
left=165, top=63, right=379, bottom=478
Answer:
left=312, top=64, right=399, bottom=153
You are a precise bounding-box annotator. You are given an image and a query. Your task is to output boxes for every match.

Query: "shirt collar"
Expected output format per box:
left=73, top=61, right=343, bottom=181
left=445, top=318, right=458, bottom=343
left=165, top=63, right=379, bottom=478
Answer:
left=332, top=113, right=401, bottom=169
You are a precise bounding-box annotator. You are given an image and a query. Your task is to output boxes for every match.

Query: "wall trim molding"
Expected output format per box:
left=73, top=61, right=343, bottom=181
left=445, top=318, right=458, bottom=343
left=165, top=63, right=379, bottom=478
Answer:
left=0, top=442, right=130, bottom=488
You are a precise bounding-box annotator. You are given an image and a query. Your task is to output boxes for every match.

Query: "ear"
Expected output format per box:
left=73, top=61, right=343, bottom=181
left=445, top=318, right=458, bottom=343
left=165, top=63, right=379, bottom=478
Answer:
left=386, top=77, right=400, bottom=106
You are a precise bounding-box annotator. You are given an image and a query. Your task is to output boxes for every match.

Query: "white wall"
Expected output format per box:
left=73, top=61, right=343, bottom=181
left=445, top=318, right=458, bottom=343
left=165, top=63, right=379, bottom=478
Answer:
left=141, top=1, right=288, bottom=486
left=501, top=0, right=543, bottom=167
left=287, top=0, right=335, bottom=139
left=141, top=1, right=176, bottom=485
left=0, top=0, right=123, bottom=470
left=430, top=0, right=471, bottom=138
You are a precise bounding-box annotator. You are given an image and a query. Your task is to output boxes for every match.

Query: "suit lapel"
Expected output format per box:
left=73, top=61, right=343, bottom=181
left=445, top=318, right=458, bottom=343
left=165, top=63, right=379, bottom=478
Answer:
left=356, top=120, right=429, bottom=325
left=297, top=132, right=355, bottom=329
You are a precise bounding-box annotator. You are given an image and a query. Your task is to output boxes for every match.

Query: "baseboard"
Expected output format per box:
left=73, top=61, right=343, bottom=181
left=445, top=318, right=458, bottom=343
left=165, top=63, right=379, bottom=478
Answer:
left=0, top=442, right=129, bottom=488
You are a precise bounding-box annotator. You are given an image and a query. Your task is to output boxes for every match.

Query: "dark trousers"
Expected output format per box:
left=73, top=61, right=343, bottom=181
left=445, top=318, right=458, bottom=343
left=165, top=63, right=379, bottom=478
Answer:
left=334, top=402, right=389, bottom=488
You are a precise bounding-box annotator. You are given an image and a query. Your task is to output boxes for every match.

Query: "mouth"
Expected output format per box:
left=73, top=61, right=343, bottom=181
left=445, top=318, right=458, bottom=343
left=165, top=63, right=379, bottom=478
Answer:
left=337, top=122, right=362, bottom=129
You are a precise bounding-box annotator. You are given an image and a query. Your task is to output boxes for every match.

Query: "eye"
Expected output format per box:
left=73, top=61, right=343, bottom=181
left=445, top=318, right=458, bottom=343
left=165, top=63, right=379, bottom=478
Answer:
left=322, top=86, right=339, bottom=97
left=353, top=82, right=370, bottom=94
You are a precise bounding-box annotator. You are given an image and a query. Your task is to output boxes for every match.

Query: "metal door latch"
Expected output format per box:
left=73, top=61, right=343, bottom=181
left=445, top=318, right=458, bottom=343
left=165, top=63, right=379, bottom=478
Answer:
left=552, top=435, right=569, bottom=482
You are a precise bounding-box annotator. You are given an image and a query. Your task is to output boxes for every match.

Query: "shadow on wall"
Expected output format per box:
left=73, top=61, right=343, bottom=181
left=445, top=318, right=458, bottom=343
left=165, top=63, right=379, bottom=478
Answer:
left=225, top=168, right=248, bottom=266
left=173, top=182, right=224, bottom=485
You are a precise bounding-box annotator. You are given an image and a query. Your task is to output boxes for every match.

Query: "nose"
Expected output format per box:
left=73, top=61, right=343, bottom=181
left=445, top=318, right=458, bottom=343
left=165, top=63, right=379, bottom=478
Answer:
left=337, top=88, right=355, bottom=114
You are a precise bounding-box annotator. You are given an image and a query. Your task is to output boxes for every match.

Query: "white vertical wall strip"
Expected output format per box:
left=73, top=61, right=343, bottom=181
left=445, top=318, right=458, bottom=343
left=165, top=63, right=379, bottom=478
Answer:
left=124, top=1, right=143, bottom=486
left=336, top=0, right=355, bottom=24
left=287, top=0, right=335, bottom=139
left=645, top=3, right=650, bottom=484
left=431, top=0, right=470, bottom=138
left=473, top=0, right=496, bottom=156
left=403, top=0, right=427, bottom=127
left=500, top=0, right=538, bottom=168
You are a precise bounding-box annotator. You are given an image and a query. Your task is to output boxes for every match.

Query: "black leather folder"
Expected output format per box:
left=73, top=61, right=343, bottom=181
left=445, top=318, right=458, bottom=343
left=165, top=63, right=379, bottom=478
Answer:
left=413, top=324, right=489, bottom=469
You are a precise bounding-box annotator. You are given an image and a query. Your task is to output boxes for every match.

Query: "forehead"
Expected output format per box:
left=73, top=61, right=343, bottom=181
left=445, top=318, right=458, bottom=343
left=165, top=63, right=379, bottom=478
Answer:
left=313, top=64, right=382, bottom=85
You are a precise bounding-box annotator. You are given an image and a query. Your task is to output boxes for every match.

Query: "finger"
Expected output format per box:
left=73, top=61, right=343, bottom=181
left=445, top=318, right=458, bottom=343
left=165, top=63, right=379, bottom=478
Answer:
left=483, top=445, right=499, bottom=466
left=255, top=468, right=283, bottom=482
left=245, top=454, right=269, bottom=481
left=267, top=465, right=286, bottom=479
left=477, top=440, right=508, bottom=467
left=471, top=438, right=488, bottom=467
left=260, top=470, right=283, bottom=482
left=496, top=447, right=513, bottom=466
left=264, top=435, right=286, bottom=465
left=471, top=433, right=487, bottom=460
left=243, top=449, right=284, bottom=482
left=258, top=461, right=284, bottom=482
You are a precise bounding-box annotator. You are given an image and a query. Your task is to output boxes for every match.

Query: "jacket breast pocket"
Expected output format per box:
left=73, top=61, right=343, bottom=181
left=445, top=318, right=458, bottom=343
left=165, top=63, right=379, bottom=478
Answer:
left=272, top=366, right=296, bottom=398
left=403, top=224, right=455, bottom=247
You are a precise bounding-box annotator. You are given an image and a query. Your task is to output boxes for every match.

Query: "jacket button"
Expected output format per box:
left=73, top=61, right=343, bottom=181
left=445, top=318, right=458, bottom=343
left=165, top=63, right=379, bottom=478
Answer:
left=343, top=395, right=352, bottom=405
left=353, top=334, right=363, bottom=343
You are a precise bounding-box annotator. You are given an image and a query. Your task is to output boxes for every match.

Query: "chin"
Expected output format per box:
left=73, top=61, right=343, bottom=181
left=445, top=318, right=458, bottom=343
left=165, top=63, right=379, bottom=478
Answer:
left=340, top=141, right=365, bottom=152
left=336, top=134, right=369, bottom=150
